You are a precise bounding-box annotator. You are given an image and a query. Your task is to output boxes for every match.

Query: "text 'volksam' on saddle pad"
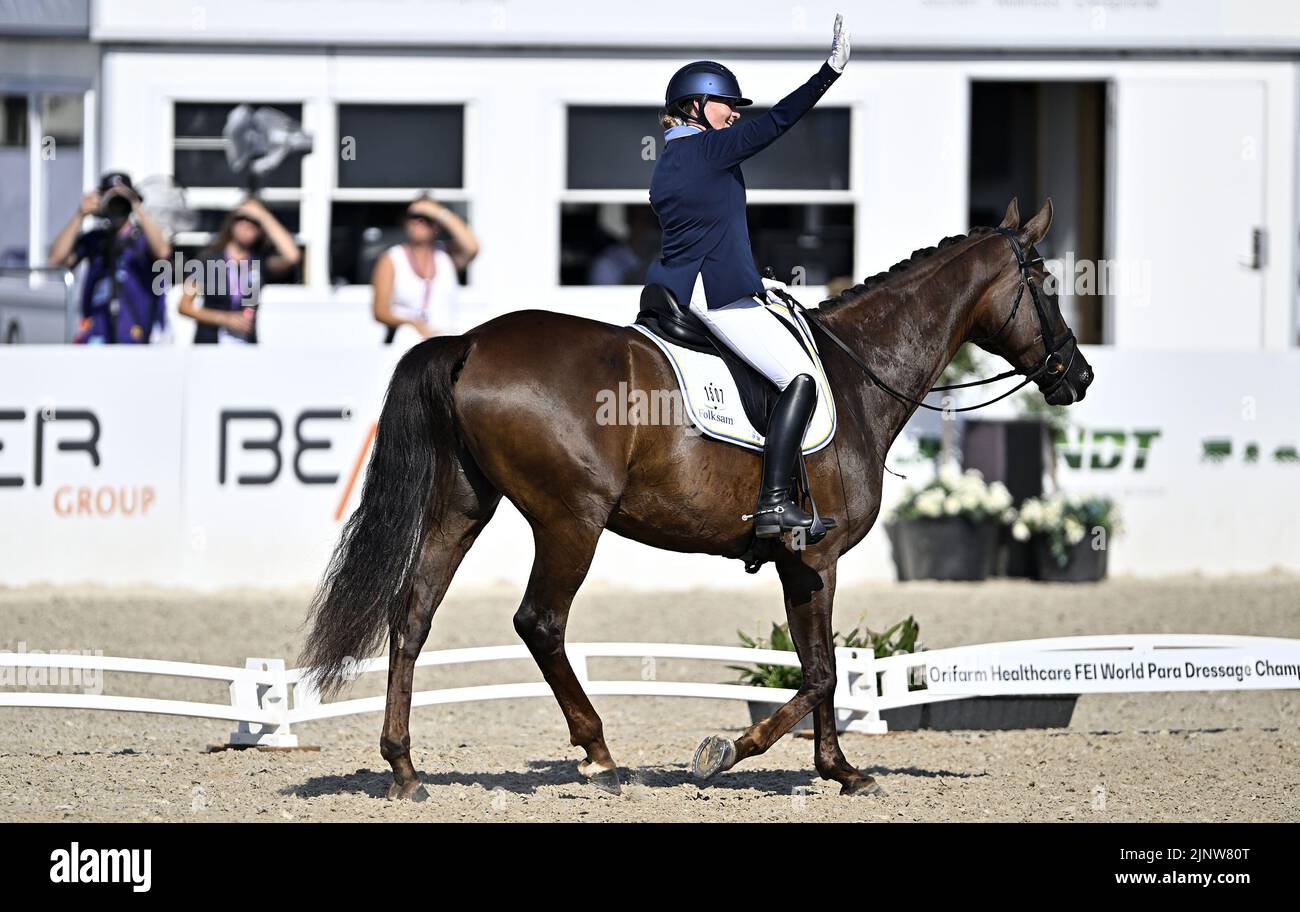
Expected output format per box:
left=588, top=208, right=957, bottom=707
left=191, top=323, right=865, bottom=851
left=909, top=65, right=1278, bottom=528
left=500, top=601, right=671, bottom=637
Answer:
left=628, top=302, right=836, bottom=455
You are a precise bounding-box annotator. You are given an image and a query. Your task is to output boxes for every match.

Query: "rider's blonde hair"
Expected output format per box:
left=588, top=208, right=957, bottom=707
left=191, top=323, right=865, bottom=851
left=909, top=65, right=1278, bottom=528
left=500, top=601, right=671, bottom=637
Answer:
left=659, top=98, right=699, bottom=130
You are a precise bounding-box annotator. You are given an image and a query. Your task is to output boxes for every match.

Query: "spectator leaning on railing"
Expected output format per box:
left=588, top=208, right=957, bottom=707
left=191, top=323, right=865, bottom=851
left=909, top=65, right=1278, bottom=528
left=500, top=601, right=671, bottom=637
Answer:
left=48, top=171, right=172, bottom=344
left=177, top=198, right=301, bottom=345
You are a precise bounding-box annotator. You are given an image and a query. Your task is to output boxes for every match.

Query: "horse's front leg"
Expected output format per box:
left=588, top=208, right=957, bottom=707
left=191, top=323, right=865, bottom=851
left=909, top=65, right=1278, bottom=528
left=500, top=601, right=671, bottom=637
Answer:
left=811, top=688, right=883, bottom=796
left=692, top=558, right=879, bottom=797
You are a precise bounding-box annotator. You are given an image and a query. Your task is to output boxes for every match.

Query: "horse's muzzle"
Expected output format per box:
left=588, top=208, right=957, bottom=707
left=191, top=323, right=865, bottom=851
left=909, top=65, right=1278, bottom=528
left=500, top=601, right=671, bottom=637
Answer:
left=1043, top=350, right=1093, bottom=406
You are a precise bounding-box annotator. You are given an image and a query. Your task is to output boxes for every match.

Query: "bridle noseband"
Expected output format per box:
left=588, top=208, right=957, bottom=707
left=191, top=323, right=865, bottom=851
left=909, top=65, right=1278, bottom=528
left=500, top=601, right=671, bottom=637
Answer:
left=953, top=227, right=1078, bottom=401
left=774, top=227, right=1079, bottom=414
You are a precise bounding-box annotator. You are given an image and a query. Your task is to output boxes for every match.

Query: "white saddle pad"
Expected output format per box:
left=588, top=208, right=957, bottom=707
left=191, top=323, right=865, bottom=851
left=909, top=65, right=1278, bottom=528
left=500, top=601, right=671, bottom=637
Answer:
left=628, top=302, right=836, bottom=455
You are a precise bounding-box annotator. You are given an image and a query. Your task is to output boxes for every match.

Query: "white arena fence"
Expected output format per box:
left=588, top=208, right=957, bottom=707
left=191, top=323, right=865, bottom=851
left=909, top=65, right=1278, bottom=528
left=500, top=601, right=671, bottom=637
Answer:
left=2, top=635, right=1299, bottom=748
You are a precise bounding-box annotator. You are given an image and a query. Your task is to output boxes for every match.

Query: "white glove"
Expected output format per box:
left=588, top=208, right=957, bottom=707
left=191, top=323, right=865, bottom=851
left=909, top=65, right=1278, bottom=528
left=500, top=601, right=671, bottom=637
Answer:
left=828, top=14, right=850, bottom=73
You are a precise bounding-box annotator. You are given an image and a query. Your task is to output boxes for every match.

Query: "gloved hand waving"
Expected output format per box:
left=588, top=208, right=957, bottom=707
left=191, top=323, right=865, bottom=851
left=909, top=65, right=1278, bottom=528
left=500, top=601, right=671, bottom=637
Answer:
left=828, top=14, right=851, bottom=73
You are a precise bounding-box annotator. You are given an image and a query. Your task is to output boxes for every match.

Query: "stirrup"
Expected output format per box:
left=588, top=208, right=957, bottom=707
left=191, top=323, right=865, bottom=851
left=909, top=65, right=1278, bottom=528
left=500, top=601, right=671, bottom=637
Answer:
left=744, top=496, right=814, bottom=538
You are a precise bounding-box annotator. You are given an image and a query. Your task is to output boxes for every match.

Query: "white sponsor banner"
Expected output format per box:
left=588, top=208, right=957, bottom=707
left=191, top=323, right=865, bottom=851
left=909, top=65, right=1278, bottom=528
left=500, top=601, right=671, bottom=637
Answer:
left=947, top=347, right=1300, bottom=577
left=922, top=646, right=1300, bottom=695
left=0, top=349, right=185, bottom=586
left=0, top=345, right=1298, bottom=588
left=177, top=347, right=399, bottom=587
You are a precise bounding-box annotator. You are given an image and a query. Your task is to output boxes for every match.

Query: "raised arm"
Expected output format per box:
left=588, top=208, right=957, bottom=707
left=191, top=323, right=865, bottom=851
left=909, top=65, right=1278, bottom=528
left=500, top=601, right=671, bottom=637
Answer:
left=48, top=191, right=100, bottom=268
left=702, top=15, right=850, bottom=169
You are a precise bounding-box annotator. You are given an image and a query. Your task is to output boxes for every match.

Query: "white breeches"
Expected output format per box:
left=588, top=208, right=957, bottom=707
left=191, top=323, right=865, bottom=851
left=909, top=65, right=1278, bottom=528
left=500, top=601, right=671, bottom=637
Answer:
left=694, top=295, right=817, bottom=391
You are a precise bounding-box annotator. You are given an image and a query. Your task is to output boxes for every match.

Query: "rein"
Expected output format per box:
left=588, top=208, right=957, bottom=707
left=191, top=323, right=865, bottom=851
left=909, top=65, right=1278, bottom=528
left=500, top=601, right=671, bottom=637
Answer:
left=771, top=228, right=1077, bottom=414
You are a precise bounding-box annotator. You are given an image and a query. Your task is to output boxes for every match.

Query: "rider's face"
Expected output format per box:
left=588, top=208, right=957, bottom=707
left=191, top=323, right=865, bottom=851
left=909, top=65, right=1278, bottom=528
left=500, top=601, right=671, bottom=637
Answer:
left=697, top=99, right=740, bottom=129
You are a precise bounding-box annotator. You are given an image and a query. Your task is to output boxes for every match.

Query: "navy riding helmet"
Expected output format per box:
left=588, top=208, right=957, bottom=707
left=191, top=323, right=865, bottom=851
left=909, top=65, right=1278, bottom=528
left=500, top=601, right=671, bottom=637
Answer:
left=664, top=61, right=753, bottom=130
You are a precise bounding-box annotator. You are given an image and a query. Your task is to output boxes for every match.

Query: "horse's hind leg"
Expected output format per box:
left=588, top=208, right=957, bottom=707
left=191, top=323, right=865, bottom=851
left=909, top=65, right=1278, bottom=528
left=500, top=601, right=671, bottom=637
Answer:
left=381, top=459, right=500, bottom=800
left=513, top=522, right=621, bottom=794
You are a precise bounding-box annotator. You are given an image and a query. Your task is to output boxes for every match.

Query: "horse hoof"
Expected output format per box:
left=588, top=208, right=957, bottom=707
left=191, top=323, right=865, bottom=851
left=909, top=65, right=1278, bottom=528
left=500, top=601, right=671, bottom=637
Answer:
left=691, top=735, right=736, bottom=781
left=588, top=768, right=623, bottom=796
left=841, top=776, right=886, bottom=798
left=386, top=779, right=429, bottom=802
left=577, top=759, right=622, bottom=795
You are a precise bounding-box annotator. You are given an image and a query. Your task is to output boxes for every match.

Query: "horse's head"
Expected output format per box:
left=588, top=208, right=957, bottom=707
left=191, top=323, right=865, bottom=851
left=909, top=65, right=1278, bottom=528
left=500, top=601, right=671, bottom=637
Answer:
left=969, top=198, right=1094, bottom=406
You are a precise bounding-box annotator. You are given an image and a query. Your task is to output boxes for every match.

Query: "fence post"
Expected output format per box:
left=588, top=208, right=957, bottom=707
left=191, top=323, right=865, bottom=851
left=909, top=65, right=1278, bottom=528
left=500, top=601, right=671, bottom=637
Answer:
left=836, top=647, right=887, bottom=734
left=227, top=658, right=299, bottom=748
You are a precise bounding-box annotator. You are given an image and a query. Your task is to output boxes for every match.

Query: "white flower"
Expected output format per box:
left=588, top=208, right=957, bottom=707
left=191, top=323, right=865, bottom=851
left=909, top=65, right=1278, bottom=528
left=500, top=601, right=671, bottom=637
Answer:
left=943, top=494, right=962, bottom=516
left=1064, top=517, right=1085, bottom=545
left=987, top=481, right=1013, bottom=512
left=959, top=491, right=980, bottom=512
left=1019, top=498, right=1043, bottom=527
left=1043, top=501, right=1064, bottom=526
left=937, top=463, right=962, bottom=490
left=1012, top=521, right=1030, bottom=542
left=916, top=488, right=944, bottom=518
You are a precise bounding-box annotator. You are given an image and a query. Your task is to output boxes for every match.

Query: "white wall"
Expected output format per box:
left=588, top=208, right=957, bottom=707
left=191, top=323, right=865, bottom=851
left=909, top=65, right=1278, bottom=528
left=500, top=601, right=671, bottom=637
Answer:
left=88, top=0, right=1300, bottom=51
left=98, top=50, right=1298, bottom=351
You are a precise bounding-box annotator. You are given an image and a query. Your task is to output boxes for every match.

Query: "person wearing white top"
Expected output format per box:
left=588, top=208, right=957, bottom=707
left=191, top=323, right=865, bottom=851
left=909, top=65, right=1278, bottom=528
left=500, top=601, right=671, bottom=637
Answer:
left=371, top=194, right=480, bottom=345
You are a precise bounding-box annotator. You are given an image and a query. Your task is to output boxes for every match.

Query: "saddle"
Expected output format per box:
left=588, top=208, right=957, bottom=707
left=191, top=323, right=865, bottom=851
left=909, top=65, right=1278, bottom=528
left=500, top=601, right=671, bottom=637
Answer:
left=634, top=284, right=837, bottom=569
left=634, top=285, right=780, bottom=433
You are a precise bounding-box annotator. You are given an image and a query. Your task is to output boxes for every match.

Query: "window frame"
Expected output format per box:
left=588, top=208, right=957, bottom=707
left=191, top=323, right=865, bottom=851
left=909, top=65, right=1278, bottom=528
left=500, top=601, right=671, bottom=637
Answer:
left=327, top=100, right=472, bottom=288
left=0, top=84, right=94, bottom=270
left=168, top=100, right=308, bottom=266
left=558, top=102, right=857, bottom=289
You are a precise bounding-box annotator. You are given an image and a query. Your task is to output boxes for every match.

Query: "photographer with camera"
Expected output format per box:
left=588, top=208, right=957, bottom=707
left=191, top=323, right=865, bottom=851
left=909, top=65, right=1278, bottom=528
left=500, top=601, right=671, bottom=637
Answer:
left=49, top=171, right=172, bottom=344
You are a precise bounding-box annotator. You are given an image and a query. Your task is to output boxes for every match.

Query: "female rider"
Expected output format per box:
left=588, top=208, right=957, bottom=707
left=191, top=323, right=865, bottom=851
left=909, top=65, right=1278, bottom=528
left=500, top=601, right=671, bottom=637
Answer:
left=645, top=15, right=850, bottom=540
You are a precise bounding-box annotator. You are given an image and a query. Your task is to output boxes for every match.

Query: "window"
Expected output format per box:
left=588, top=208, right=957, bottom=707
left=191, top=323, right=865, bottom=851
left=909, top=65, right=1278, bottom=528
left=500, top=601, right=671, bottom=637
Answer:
left=337, top=104, right=462, bottom=189
left=41, top=94, right=84, bottom=256
left=171, top=101, right=306, bottom=283
left=561, top=105, right=854, bottom=288
left=331, top=200, right=469, bottom=287
left=0, top=92, right=87, bottom=269
left=173, top=102, right=304, bottom=189
left=0, top=95, right=30, bottom=266
left=329, top=104, right=468, bottom=285
left=969, top=81, right=1107, bottom=344
left=170, top=204, right=302, bottom=272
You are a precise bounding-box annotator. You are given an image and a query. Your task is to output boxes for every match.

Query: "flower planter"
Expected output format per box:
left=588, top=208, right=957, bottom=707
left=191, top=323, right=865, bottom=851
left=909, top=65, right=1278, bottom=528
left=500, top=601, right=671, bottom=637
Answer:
left=881, top=694, right=1078, bottom=731
left=889, top=517, right=999, bottom=582
left=1033, top=537, right=1109, bottom=583
left=747, top=694, right=1078, bottom=733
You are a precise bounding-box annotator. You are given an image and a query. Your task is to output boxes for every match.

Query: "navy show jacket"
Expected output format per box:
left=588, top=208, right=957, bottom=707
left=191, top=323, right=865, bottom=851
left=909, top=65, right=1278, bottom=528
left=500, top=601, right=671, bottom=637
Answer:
left=645, top=62, right=841, bottom=311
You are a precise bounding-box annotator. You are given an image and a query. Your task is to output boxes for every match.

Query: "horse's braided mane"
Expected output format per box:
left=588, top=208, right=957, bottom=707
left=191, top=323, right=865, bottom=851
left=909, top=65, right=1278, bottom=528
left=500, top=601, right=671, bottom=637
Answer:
left=818, top=225, right=998, bottom=312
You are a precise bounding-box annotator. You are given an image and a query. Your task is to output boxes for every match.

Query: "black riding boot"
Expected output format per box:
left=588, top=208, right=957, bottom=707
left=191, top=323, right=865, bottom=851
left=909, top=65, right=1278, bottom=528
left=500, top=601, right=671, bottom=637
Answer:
left=751, top=373, right=819, bottom=538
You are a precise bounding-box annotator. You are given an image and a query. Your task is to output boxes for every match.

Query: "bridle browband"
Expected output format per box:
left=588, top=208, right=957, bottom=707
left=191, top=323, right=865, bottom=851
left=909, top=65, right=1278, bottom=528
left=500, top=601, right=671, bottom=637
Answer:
left=772, top=227, right=1078, bottom=414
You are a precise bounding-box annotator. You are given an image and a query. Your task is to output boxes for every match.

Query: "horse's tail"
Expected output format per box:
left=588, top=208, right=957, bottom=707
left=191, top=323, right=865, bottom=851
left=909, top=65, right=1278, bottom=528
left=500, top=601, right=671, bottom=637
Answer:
left=300, top=336, right=469, bottom=697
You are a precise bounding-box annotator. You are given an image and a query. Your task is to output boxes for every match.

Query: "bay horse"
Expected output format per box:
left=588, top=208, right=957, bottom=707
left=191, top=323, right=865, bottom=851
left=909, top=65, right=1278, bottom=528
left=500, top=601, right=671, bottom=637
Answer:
left=301, top=198, right=1094, bottom=799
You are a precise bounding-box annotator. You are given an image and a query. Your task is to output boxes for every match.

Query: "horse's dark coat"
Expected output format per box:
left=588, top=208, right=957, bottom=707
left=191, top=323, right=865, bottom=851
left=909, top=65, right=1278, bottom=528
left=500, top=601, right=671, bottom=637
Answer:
left=302, top=199, right=1094, bottom=797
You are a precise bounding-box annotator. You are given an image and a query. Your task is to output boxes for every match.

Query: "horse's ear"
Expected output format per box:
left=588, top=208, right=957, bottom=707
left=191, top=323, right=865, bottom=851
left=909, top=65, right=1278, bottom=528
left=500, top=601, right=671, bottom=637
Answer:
left=998, top=198, right=1020, bottom=229
left=1018, top=198, right=1053, bottom=247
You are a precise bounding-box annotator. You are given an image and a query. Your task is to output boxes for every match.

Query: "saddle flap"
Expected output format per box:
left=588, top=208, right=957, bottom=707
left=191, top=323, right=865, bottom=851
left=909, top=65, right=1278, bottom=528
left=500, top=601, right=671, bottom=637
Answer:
left=628, top=302, right=836, bottom=457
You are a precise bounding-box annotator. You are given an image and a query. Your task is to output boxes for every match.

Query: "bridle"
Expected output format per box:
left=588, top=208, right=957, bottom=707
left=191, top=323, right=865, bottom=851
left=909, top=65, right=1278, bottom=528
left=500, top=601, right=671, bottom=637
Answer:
left=773, top=227, right=1079, bottom=414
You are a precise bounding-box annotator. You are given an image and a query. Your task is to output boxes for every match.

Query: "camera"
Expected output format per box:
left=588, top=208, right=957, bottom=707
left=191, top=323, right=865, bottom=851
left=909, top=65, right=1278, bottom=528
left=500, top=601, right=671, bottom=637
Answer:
left=97, top=172, right=135, bottom=221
